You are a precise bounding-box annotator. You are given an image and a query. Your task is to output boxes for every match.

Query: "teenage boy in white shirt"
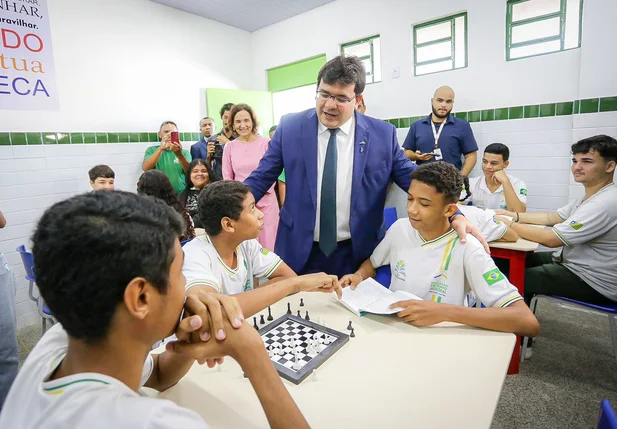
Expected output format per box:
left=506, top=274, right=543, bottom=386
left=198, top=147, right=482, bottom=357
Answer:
left=340, top=162, right=539, bottom=336
left=467, top=143, right=527, bottom=212
left=0, top=191, right=313, bottom=429
left=183, top=180, right=342, bottom=317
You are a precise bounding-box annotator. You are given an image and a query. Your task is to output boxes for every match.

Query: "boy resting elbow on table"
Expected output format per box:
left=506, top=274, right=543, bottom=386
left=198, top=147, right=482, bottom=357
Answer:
left=182, top=180, right=341, bottom=319
left=0, top=191, right=310, bottom=429
left=340, top=162, right=539, bottom=338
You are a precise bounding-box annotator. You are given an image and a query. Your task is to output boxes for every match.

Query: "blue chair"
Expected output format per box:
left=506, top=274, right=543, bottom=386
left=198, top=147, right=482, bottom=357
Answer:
left=522, top=295, right=617, bottom=365
left=598, top=400, right=617, bottom=429
left=375, top=207, right=397, bottom=288
left=16, top=245, right=55, bottom=334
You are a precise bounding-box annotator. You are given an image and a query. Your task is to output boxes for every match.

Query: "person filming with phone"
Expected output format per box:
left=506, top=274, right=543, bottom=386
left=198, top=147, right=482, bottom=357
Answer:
left=142, top=120, right=192, bottom=194
left=402, top=86, right=478, bottom=177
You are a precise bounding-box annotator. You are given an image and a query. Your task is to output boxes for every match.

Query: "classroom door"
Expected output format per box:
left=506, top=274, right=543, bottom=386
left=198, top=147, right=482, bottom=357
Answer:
left=205, top=88, right=273, bottom=137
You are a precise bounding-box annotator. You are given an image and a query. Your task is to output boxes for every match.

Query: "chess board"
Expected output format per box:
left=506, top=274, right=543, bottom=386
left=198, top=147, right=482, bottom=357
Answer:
left=258, top=314, right=349, bottom=384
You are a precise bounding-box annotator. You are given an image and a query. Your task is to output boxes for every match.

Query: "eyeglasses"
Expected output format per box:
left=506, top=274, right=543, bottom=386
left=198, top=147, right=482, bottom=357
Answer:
left=315, top=90, right=357, bottom=105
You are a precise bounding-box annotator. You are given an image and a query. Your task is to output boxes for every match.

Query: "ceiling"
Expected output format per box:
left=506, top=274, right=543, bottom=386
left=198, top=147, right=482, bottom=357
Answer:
left=151, top=0, right=337, bottom=32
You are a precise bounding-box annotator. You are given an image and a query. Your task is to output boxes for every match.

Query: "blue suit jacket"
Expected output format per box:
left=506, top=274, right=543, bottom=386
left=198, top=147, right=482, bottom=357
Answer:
left=244, top=109, right=416, bottom=273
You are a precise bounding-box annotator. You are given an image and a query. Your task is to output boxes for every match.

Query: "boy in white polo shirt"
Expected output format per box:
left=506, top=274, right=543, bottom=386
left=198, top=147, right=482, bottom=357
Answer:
left=0, top=191, right=311, bottom=429
left=466, top=143, right=527, bottom=212
left=183, top=180, right=341, bottom=317
left=340, top=162, right=539, bottom=336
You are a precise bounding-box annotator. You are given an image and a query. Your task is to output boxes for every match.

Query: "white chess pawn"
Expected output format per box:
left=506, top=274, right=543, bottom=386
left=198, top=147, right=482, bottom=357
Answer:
left=312, top=369, right=318, bottom=381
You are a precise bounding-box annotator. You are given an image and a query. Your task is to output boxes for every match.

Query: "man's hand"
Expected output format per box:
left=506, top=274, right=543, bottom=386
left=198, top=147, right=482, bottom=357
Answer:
left=181, top=292, right=244, bottom=343
left=216, top=135, right=230, bottom=144
left=495, top=215, right=514, bottom=226
left=339, top=273, right=362, bottom=290
left=492, top=170, right=509, bottom=184
left=170, top=142, right=183, bottom=155
left=295, top=273, right=342, bottom=298
left=207, top=142, right=216, bottom=156
left=451, top=215, right=490, bottom=253
left=415, top=150, right=435, bottom=161
left=390, top=300, right=448, bottom=327
left=159, top=139, right=172, bottom=151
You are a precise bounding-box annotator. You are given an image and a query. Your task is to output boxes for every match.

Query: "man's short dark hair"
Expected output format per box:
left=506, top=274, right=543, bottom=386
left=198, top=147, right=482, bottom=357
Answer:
left=411, top=162, right=463, bottom=204
left=219, top=103, right=234, bottom=118
left=484, top=143, right=510, bottom=162
left=200, top=116, right=214, bottom=123
left=571, top=135, right=617, bottom=163
left=88, top=165, right=115, bottom=181
left=32, top=191, right=184, bottom=343
left=198, top=181, right=250, bottom=236
left=269, top=125, right=277, bottom=133
left=159, top=120, right=177, bottom=131
left=317, top=55, right=366, bottom=96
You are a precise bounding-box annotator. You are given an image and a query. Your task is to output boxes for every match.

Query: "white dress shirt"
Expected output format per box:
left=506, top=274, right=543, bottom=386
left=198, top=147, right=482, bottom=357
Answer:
left=314, top=116, right=355, bottom=242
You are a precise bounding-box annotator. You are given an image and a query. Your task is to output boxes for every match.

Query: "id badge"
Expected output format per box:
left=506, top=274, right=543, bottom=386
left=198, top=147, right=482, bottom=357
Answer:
left=433, top=147, right=443, bottom=161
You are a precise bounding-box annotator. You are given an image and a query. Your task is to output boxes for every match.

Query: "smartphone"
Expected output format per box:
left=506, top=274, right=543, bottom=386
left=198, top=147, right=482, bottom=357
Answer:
left=170, top=131, right=180, bottom=145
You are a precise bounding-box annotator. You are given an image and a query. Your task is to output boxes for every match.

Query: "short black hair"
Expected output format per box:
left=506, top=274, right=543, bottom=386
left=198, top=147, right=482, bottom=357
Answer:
left=484, top=143, right=510, bottom=162
left=88, top=165, right=115, bottom=181
left=219, top=103, right=234, bottom=118
left=571, top=135, right=617, bottom=163
left=269, top=125, right=277, bottom=133
left=200, top=116, right=214, bottom=123
left=317, top=55, right=366, bottom=96
left=198, top=180, right=250, bottom=236
left=411, top=162, right=463, bottom=204
left=32, top=191, right=184, bottom=343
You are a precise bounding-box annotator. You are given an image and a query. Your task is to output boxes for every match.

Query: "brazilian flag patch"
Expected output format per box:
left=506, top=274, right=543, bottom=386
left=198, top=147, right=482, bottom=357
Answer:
left=570, top=221, right=583, bottom=230
left=520, top=188, right=528, bottom=196
left=260, top=247, right=270, bottom=255
left=483, top=268, right=505, bottom=286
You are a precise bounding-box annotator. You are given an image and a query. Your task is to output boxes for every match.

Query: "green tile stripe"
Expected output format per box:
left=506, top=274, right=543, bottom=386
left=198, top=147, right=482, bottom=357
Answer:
left=384, top=95, right=617, bottom=128
left=0, top=132, right=202, bottom=146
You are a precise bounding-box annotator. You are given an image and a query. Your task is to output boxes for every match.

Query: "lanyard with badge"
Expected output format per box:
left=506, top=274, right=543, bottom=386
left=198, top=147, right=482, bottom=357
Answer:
left=430, top=121, right=445, bottom=161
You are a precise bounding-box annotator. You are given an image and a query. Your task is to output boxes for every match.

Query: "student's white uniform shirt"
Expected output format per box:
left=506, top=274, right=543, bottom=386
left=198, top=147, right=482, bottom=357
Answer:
left=0, top=324, right=207, bottom=429
left=370, top=219, right=522, bottom=307
left=183, top=235, right=283, bottom=294
left=457, top=204, right=508, bottom=242
left=466, top=174, right=527, bottom=210
left=552, top=183, right=617, bottom=301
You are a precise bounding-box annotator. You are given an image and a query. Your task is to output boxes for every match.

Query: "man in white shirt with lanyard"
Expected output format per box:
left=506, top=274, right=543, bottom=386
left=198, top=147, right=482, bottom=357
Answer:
left=403, top=86, right=479, bottom=177
left=467, top=143, right=528, bottom=212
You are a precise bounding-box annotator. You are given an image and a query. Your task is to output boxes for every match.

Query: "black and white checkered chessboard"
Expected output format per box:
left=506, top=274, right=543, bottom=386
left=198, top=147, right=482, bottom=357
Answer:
left=258, top=314, right=349, bottom=384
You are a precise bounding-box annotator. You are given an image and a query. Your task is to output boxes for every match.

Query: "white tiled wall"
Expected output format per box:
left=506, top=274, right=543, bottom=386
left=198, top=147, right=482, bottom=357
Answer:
left=0, top=141, right=189, bottom=328
left=386, top=113, right=617, bottom=218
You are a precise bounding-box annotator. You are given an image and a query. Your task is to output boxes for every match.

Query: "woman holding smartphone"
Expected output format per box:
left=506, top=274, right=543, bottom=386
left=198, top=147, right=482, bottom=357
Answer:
left=222, top=104, right=279, bottom=251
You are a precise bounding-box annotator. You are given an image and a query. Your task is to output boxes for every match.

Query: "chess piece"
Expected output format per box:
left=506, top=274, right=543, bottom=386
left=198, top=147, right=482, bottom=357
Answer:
left=297, top=310, right=301, bottom=317
left=317, top=316, right=322, bottom=325
left=305, top=311, right=310, bottom=321
left=300, top=298, right=304, bottom=307
left=347, top=321, right=353, bottom=330
left=312, top=369, right=318, bottom=381
left=253, top=317, right=258, bottom=329
left=267, top=306, right=273, bottom=321
left=350, top=328, right=355, bottom=338
left=323, top=319, right=328, bottom=328
left=260, top=315, right=265, bottom=325
left=286, top=302, right=292, bottom=315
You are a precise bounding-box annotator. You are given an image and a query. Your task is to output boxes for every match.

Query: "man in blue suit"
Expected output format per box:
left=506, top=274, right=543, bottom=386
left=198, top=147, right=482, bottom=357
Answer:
left=245, top=55, right=485, bottom=277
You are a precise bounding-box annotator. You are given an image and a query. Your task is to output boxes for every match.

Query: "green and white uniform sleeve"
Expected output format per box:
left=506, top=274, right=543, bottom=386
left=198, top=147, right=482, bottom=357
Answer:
left=512, top=177, right=528, bottom=204
left=553, top=200, right=615, bottom=246
left=183, top=244, right=223, bottom=293
left=246, top=239, right=283, bottom=279
left=464, top=247, right=522, bottom=308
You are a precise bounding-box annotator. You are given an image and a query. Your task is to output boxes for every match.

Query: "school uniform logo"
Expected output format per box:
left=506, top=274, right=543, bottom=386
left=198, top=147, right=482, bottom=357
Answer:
left=260, top=247, right=270, bottom=255
left=429, top=270, right=449, bottom=303
left=483, top=268, right=505, bottom=286
left=520, top=188, right=528, bottom=196
left=393, top=260, right=406, bottom=281
left=569, top=221, right=583, bottom=230
left=174, top=158, right=180, bottom=164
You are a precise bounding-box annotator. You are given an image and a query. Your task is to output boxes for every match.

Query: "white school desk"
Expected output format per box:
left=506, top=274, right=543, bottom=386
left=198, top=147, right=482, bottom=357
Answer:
left=150, top=292, right=515, bottom=429
left=489, top=226, right=541, bottom=373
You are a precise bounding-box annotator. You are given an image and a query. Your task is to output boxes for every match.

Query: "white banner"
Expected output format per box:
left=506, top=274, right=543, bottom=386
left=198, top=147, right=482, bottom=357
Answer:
left=0, top=0, right=59, bottom=111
